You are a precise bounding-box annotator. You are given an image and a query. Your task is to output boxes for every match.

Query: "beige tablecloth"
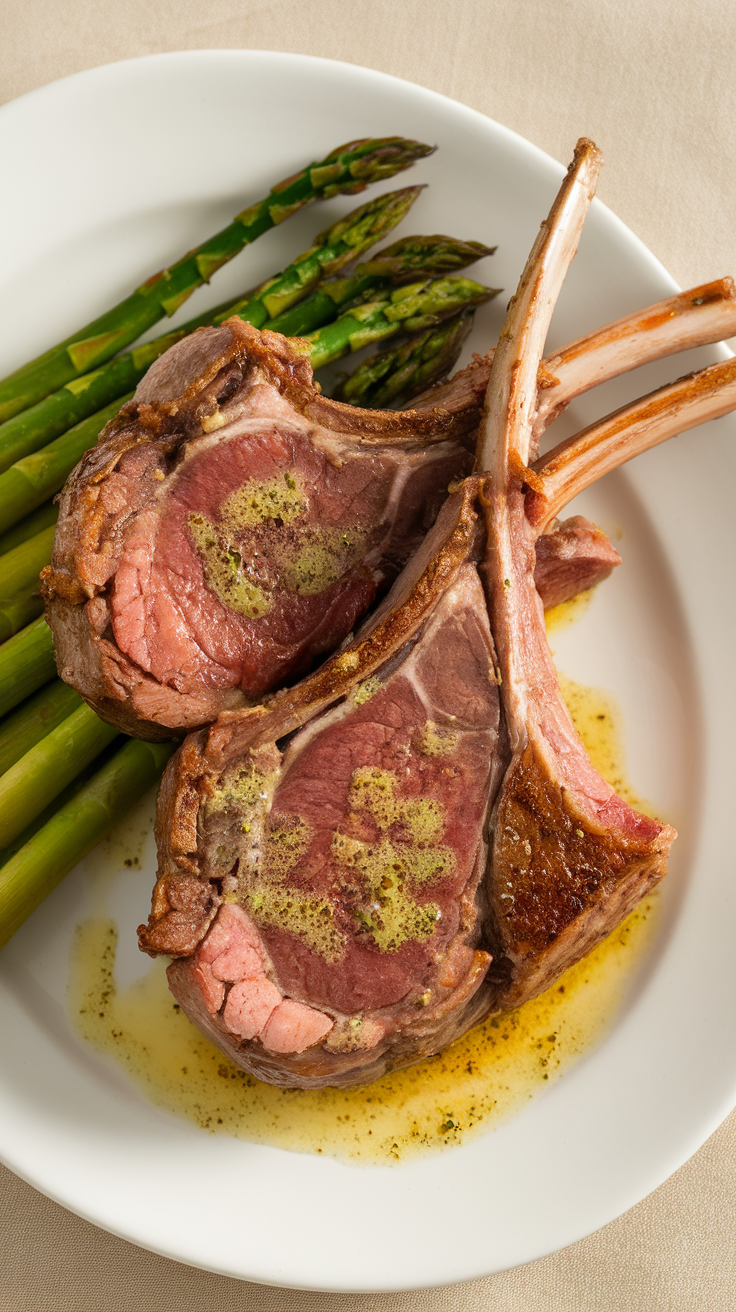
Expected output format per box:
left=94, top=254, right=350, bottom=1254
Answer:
left=2, top=1, right=736, bottom=1306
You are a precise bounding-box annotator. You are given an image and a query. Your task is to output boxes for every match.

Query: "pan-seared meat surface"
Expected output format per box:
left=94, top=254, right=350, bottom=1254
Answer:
left=479, top=140, right=674, bottom=1011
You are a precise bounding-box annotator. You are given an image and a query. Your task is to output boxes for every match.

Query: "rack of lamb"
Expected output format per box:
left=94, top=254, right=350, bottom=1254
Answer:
left=137, top=140, right=736, bottom=1087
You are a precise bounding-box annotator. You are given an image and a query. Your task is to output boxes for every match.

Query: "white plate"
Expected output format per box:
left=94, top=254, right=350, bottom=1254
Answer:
left=0, top=50, right=735, bottom=1292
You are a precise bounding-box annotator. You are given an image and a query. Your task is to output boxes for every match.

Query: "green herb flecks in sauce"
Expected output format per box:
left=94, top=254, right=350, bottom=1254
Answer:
left=276, top=526, right=366, bottom=596
left=208, top=761, right=272, bottom=813
left=415, top=720, right=458, bottom=757
left=68, top=643, right=661, bottom=1165
left=352, top=676, right=383, bottom=707
left=189, top=467, right=366, bottom=609
left=68, top=596, right=664, bottom=1165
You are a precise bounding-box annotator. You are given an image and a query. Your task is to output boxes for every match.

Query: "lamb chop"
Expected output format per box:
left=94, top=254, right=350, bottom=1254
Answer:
left=42, top=321, right=480, bottom=739
left=140, top=139, right=736, bottom=1088
left=145, top=483, right=504, bottom=1085
left=42, top=270, right=736, bottom=740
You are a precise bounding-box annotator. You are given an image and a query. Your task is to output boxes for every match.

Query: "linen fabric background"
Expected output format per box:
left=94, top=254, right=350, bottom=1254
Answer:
left=2, top=1, right=735, bottom=1307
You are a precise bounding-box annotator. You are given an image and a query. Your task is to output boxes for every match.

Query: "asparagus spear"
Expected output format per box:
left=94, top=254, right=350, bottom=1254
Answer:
left=0, top=738, right=173, bottom=950
left=0, top=751, right=110, bottom=866
left=0, top=525, right=55, bottom=599
left=354, top=234, right=494, bottom=279
left=0, top=591, right=44, bottom=645
left=0, top=138, right=433, bottom=423
left=332, top=310, right=474, bottom=408
left=216, top=186, right=422, bottom=327
left=0, top=189, right=421, bottom=473
left=0, top=525, right=60, bottom=641
left=0, top=395, right=132, bottom=537
left=306, top=276, right=499, bottom=369
left=0, top=617, right=56, bottom=718
left=0, top=680, right=81, bottom=776
left=0, top=704, right=119, bottom=848
left=267, top=234, right=494, bottom=337
left=0, top=503, right=58, bottom=557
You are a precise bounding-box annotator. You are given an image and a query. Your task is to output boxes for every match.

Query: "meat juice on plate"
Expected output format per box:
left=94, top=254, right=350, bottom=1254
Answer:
left=66, top=593, right=661, bottom=1166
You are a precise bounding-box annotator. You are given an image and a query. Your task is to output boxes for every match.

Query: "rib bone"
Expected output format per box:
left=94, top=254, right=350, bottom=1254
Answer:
left=533, top=278, right=736, bottom=443
left=480, top=142, right=676, bottom=1011
left=418, top=277, right=736, bottom=459
left=531, top=355, right=736, bottom=530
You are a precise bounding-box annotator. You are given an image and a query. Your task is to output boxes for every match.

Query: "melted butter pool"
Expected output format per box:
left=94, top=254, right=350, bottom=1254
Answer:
left=67, top=594, right=661, bottom=1165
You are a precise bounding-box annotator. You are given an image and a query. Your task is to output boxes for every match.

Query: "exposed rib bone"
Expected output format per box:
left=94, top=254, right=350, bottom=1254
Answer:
left=478, top=141, right=675, bottom=1012
left=533, top=278, right=736, bottom=445
left=530, top=355, right=736, bottom=530
left=416, top=278, right=736, bottom=459
left=477, top=138, right=603, bottom=474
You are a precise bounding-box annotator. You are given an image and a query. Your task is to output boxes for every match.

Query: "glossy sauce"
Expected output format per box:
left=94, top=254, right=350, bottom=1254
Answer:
left=67, top=593, right=661, bottom=1165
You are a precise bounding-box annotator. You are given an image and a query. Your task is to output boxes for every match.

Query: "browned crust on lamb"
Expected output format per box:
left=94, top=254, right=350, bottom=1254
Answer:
left=485, top=739, right=674, bottom=1011
left=138, top=734, right=218, bottom=955
left=42, top=590, right=235, bottom=740
left=129, top=318, right=485, bottom=446
left=220, top=320, right=486, bottom=445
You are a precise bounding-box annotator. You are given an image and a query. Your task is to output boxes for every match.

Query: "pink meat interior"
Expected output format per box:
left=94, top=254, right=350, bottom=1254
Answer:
left=110, top=424, right=404, bottom=698
left=249, top=567, right=501, bottom=1015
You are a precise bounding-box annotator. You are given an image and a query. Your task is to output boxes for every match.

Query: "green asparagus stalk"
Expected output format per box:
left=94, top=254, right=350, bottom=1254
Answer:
left=0, top=525, right=58, bottom=641
left=333, top=310, right=475, bottom=408
left=0, top=525, right=55, bottom=599
left=306, top=276, right=499, bottom=370
left=0, top=750, right=111, bottom=867
left=0, top=503, right=58, bottom=557
left=267, top=234, right=495, bottom=338
left=353, top=234, right=494, bottom=280
left=0, top=188, right=422, bottom=473
left=0, top=680, right=81, bottom=776
left=0, top=138, right=433, bottom=423
left=0, top=590, right=44, bottom=645
left=216, top=187, right=422, bottom=328
left=0, top=704, right=119, bottom=849
left=0, top=738, right=174, bottom=949
left=0, top=395, right=132, bottom=537
left=0, top=617, right=56, bottom=719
